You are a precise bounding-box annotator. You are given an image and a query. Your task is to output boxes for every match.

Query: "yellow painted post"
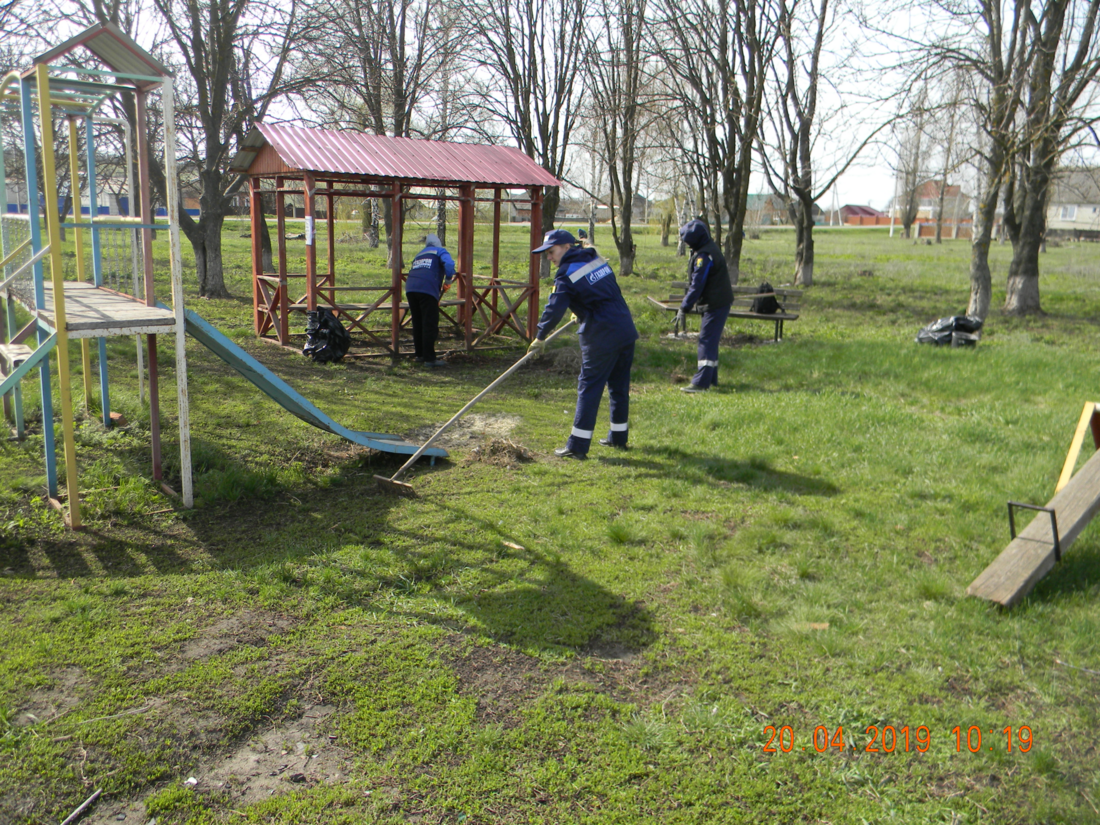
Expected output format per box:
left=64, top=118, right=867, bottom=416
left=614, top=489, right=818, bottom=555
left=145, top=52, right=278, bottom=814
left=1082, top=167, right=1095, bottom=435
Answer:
left=36, top=64, right=81, bottom=528
left=1057, top=402, right=1100, bottom=494
left=67, top=117, right=93, bottom=412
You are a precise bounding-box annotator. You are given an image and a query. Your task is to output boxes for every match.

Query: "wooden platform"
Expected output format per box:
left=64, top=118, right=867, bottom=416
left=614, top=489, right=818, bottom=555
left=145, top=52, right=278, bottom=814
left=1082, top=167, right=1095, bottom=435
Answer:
left=39, top=282, right=177, bottom=339
left=967, top=448, right=1100, bottom=607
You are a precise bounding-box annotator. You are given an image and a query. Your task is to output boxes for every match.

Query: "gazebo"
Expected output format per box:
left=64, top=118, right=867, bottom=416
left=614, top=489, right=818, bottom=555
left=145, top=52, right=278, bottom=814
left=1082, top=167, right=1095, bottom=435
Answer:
left=228, top=124, right=562, bottom=354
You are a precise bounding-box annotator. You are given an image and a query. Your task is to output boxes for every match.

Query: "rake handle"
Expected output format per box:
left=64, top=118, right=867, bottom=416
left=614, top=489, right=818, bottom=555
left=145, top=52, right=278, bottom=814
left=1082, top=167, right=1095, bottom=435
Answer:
left=388, top=319, right=577, bottom=483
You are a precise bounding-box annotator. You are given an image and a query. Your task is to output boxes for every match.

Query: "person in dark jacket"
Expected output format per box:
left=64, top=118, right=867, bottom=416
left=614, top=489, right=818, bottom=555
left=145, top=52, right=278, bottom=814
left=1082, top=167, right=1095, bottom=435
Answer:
left=528, top=229, right=639, bottom=459
left=405, top=233, right=455, bottom=366
left=676, top=220, right=734, bottom=392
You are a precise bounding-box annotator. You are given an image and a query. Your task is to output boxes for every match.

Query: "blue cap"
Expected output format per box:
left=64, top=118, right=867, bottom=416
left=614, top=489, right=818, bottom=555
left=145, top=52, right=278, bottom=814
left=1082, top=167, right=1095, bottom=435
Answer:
left=532, top=229, right=577, bottom=253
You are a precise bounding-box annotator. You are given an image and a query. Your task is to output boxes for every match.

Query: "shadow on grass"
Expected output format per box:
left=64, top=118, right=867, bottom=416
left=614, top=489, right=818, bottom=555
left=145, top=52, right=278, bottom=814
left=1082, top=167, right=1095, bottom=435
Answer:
left=629, top=445, right=840, bottom=495
left=391, top=536, right=656, bottom=656
left=5, top=454, right=653, bottom=657
left=1027, top=538, right=1100, bottom=604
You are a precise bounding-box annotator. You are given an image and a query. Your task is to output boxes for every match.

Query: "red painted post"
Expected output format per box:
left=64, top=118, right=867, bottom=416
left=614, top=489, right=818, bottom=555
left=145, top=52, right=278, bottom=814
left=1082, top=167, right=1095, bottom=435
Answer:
left=390, top=183, right=403, bottom=354
left=459, top=184, right=475, bottom=348
left=275, top=176, right=288, bottom=344
left=527, top=187, right=544, bottom=340
left=303, top=171, right=317, bottom=313
left=250, top=177, right=263, bottom=334
left=327, top=188, right=335, bottom=305
left=492, top=187, right=501, bottom=331
left=135, top=91, right=161, bottom=478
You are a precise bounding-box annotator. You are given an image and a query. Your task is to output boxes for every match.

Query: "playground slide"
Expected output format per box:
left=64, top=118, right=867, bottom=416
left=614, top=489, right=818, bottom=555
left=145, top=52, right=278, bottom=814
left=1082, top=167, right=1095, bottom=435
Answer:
left=183, top=309, right=447, bottom=459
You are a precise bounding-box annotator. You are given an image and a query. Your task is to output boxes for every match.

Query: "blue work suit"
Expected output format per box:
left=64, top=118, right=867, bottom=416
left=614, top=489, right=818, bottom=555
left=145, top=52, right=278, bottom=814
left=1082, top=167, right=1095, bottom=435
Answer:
left=406, top=244, right=456, bottom=361
left=536, top=246, right=639, bottom=455
left=680, top=222, right=733, bottom=389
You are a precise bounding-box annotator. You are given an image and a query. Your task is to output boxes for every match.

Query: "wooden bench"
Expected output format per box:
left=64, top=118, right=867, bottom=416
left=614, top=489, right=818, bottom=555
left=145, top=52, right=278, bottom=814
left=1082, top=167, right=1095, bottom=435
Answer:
left=647, top=282, right=802, bottom=341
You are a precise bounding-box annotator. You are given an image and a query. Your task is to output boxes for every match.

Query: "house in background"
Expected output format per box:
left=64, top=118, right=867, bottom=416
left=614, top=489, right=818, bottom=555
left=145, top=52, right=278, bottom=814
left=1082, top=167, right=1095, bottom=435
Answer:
left=1046, top=168, right=1100, bottom=239
left=829, top=204, right=887, bottom=225
left=889, top=180, right=971, bottom=221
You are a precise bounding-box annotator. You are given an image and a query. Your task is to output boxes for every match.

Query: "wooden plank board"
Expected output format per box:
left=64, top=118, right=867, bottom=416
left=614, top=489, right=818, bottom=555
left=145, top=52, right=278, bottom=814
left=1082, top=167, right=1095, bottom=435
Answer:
left=41, top=283, right=176, bottom=334
left=968, top=447, right=1100, bottom=607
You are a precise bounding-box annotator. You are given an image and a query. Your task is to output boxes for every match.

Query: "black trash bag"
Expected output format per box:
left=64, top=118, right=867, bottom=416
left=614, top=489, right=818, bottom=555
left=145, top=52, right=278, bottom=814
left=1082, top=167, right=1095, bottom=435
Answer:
left=302, top=308, right=351, bottom=363
left=916, top=315, right=983, bottom=346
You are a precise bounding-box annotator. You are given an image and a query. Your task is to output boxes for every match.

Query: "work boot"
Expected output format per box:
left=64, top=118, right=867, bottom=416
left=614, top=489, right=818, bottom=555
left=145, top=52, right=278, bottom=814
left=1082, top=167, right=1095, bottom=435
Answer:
left=554, top=447, right=587, bottom=460
left=680, top=384, right=708, bottom=393
left=598, top=438, right=627, bottom=449
left=424, top=360, right=447, bottom=367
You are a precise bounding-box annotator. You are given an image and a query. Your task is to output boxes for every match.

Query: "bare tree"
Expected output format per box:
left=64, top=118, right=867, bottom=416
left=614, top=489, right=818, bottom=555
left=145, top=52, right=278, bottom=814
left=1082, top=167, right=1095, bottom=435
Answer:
left=151, top=0, right=307, bottom=298
left=301, top=0, right=459, bottom=252
left=930, top=71, right=971, bottom=244
left=587, top=0, right=652, bottom=276
left=1000, top=0, right=1100, bottom=314
left=652, top=0, right=776, bottom=271
left=758, top=0, right=889, bottom=285
left=465, top=0, right=589, bottom=239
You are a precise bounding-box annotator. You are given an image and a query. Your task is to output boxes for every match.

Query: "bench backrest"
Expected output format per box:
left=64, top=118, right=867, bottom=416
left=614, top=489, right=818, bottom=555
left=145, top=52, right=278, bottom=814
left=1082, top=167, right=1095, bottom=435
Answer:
left=669, top=281, right=801, bottom=315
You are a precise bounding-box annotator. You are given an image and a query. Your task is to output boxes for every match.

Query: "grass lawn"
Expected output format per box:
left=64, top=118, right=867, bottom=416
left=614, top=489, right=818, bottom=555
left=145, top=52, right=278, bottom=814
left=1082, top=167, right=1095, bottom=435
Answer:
left=2, top=221, right=1099, bottom=824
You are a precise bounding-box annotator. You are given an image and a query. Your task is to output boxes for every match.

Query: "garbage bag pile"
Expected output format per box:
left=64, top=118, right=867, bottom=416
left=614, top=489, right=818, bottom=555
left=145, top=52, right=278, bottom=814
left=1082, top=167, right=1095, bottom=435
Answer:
left=302, top=308, right=351, bottom=363
left=916, top=315, right=983, bottom=346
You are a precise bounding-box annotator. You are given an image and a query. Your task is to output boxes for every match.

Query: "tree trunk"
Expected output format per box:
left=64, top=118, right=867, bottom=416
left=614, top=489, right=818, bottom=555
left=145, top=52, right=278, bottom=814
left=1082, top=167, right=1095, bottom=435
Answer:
left=660, top=212, right=671, bottom=246
left=1004, top=232, right=1043, bottom=314
left=181, top=193, right=228, bottom=298
left=794, top=198, right=814, bottom=287
left=58, top=194, right=71, bottom=243
left=967, top=201, right=996, bottom=319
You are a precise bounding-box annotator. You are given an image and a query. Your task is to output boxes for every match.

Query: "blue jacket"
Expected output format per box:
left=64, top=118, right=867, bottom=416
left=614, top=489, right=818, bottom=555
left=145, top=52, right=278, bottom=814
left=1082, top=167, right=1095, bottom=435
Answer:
left=536, top=246, right=638, bottom=353
left=680, top=221, right=733, bottom=310
left=406, top=245, right=456, bottom=300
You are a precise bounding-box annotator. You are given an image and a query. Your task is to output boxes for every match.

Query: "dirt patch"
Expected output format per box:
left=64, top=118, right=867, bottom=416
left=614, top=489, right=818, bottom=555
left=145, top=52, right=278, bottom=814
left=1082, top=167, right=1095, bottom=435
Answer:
left=15, top=665, right=84, bottom=726
left=82, top=705, right=349, bottom=825
left=405, top=412, right=521, bottom=451
left=443, top=638, right=663, bottom=730
left=185, top=703, right=348, bottom=803
left=462, top=439, right=535, bottom=469
left=180, top=610, right=293, bottom=663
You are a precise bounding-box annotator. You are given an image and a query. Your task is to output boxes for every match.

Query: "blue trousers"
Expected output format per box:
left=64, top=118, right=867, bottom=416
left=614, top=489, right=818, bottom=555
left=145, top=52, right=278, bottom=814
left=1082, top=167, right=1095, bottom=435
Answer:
left=566, top=341, right=635, bottom=454
left=691, top=304, right=731, bottom=389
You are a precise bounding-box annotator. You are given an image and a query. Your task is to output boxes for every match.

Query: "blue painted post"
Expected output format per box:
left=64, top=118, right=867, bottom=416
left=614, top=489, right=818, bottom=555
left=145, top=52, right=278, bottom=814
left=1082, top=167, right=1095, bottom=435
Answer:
left=85, top=117, right=110, bottom=427
left=20, top=77, right=57, bottom=496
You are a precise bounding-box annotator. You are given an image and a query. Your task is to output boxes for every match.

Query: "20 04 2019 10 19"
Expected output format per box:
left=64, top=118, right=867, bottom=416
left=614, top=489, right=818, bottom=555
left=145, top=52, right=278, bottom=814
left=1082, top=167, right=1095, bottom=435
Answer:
left=762, top=724, right=1034, bottom=754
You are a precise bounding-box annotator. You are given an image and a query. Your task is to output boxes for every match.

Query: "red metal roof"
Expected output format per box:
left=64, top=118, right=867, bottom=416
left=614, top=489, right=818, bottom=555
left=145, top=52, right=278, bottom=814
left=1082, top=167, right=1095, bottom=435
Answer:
left=229, top=123, right=562, bottom=188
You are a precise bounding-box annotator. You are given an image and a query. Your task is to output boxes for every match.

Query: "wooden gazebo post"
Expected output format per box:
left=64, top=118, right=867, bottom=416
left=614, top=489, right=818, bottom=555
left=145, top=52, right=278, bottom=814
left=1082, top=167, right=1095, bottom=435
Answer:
left=527, top=186, right=544, bottom=340
left=275, top=175, right=289, bottom=344
left=303, top=171, right=317, bottom=313
left=459, top=184, right=475, bottom=349
left=249, top=176, right=263, bottom=333
left=491, top=187, right=501, bottom=331
left=389, top=182, right=403, bottom=354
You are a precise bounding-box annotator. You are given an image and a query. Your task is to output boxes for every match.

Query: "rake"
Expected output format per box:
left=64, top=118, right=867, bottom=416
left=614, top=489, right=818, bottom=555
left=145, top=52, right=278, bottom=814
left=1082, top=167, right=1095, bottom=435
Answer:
left=374, top=319, right=576, bottom=496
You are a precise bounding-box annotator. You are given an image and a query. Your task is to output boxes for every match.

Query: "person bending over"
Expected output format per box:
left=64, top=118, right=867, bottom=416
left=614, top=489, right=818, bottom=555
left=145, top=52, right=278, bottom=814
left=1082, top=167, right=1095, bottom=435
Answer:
left=528, top=229, right=638, bottom=459
left=405, top=233, right=455, bottom=367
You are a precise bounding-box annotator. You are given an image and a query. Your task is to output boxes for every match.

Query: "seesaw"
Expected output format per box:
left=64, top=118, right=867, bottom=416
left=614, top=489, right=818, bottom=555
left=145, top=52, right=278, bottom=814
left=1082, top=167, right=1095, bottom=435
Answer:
left=968, top=402, right=1100, bottom=607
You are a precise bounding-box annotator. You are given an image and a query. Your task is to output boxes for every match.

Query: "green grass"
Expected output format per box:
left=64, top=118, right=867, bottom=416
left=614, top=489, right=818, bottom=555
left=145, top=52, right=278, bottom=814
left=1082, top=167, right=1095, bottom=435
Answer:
left=2, top=222, right=1100, bottom=823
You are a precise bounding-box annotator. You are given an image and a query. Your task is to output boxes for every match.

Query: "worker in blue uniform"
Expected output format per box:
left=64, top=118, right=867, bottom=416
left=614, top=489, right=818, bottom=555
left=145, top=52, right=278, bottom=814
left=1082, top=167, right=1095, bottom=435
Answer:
left=676, top=220, right=734, bottom=392
left=405, top=233, right=455, bottom=366
left=528, top=229, right=639, bottom=459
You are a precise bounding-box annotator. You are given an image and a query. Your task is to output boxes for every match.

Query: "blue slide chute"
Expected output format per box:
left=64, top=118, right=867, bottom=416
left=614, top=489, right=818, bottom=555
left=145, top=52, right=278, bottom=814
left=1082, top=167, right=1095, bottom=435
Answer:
left=183, top=309, right=446, bottom=458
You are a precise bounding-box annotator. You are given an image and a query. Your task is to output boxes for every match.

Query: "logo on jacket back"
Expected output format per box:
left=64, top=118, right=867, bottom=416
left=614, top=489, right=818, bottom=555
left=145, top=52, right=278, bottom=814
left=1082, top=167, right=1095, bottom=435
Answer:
left=410, top=257, right=434, bottom=270
left=586, top=264, right=611, bottom=285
